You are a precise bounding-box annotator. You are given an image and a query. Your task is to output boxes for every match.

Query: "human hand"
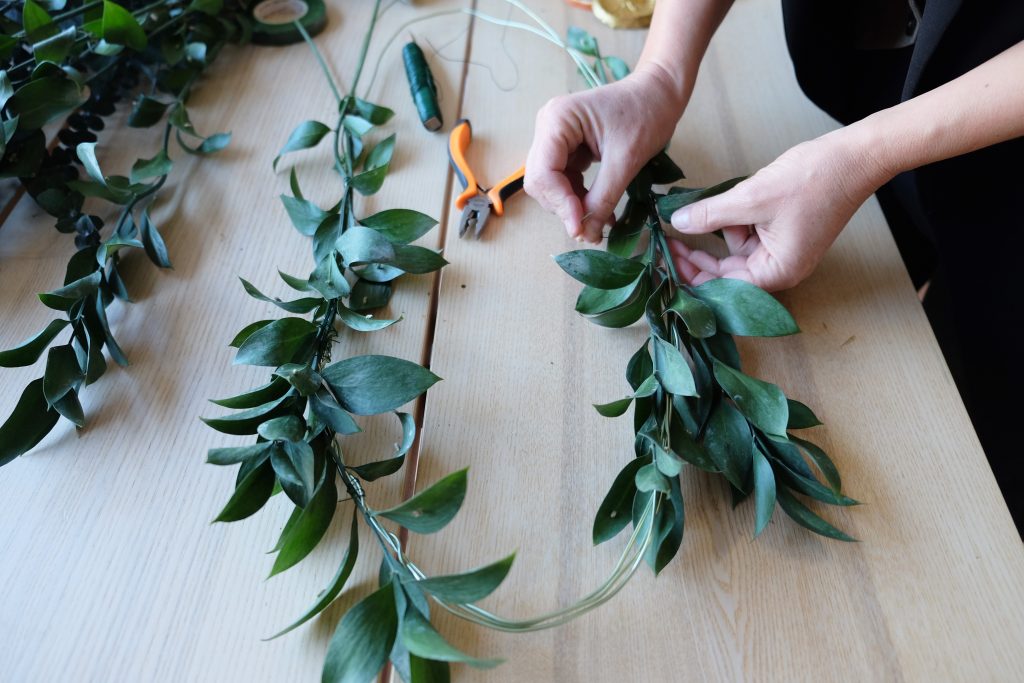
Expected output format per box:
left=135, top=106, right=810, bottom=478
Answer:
left=667, top=130, right=891, bottom=291
left=525, top=65, right=687, bottom=244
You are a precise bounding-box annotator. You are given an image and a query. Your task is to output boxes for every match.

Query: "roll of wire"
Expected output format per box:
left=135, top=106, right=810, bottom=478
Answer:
left=402, top=42, right=443, bottom=132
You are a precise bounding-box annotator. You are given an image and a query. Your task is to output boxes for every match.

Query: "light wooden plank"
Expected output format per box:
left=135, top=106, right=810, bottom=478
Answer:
left=0, top=3, right=469, bottom=680
left=407, top=1, right=1024, bottom=682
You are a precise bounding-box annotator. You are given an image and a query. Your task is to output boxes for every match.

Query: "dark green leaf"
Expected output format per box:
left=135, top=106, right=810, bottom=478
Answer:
left=38, top=270, right=101, bottom=310
left=274, top=364, right=322, bottom=396
left=130, top=151, right=172, bottom=183
left=409, top=655, right=450, bottom=683
left=352, top=97, right=395, bottom=125
left=32, top=27, right=75, bottom=65
left=776, top=486, right=856, bottom=541
left=213, top=457, right=275, bottom=522
left=575, top=276, right=641, bottom=315
left=361, top=209, right=437, bottom=244
left=207, top=442, right=273, bottom=466
left=635, top=463, right=670, bottom=493
left=258, top=415, right=306, bottom=442
left=274, top=120, right=331, bottom=170
left=0, top=378, right=60, bottom=466
left=703, top=401, right=752, bottom=491
left=752, top=447, right=776, bottom=537
left=42, top=344, right=82, bottom=406
left=647, top=477, right=684, bottom=574
left=321, top=355, right=440, bottom=416
left=692, top=278, right=799, bottom=337
left=350, top=134, right=395, bottom=195
left=23, top=0, right=55, bottom=42
left=310, top=391, right=362, bottom=435
left=309, top=254, right=351, bottom=299
left=240, top=278, right=323, bottom=314
left=229, top=320, right=272, bottom=348
left=321, top=584, right=397, bottom=683
left=350, top=454, right=405, bottom=481
left=787, top=399, right=822, bottom=429
left=267, top=512, right=359, bottom=639
left=202, top=393, right=296, bottom=435
left=414, top=553, right=513, bottom=604
left=96, top=237, right=143, bottom=266
left=668, top=290, right=716, bottom=338
left=270, top=472, right=337, bottom=576
left=337, top=304, right=399, bottom=332
left=400, top=609, right=501, bottom=668
left=271, top=440, right=316, bottom=508
left=189, top=0, right=222, bottom=15
left=593, top=457, right=647, bottom=544
left=52, top=388, right=84, bottom=427
left=790, top=435, right=842, bottom=495
left=234, top=317, right=317, bottom=367
left=713, top=360, right=788, bottom=436
left=348, top=279, right=392, bottom=312
left=8, top=75, right=85, bottom=130
left=654, top=444, right=683, bottom=477
left=102, top=0, right=147, bottom=51
left=651, top=336, right=696, bottom=396
left=554, top=249, right=645, bottom=289
left=593, top=397, right=632, bottom=418
left=279, top=270, right=312, bottom=292
left=378, top=468, right=467, bottom=534
left=127, top=95, right=169, bottom=128
left=281, top=194, right=330, bottom=237
left=0, top=319, right=69, bottom=368
left=655, top=176, right=747, bottom=221
left=391, top=245, right=448, bottom=274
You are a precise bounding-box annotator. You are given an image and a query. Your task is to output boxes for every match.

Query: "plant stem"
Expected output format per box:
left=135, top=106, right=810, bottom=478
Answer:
left=350, top=0, right=383, bottom=96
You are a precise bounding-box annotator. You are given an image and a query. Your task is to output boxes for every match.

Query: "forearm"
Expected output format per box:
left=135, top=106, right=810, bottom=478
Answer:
left=846, top=40, right=1024, bottom=182
left=635, top=0, right=734, bottom=110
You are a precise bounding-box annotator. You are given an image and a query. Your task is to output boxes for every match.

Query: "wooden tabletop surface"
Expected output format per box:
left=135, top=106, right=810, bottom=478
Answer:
left=2, top=1, right=1022, bottom=681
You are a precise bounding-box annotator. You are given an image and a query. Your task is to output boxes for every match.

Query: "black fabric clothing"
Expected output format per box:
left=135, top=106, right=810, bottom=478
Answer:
left=780, top=0, right=1024, bottom=533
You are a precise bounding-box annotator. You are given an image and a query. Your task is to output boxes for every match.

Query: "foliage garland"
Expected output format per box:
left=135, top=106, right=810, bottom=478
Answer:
left=0, top=0, right=246, bottom=464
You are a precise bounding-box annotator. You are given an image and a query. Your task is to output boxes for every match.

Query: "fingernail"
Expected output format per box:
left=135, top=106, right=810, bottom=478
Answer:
left=672, top=208, right=691, bottom=232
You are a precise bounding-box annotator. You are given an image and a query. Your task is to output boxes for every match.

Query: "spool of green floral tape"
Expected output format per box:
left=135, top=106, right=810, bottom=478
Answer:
left=251, top=0, right=327, bottom=46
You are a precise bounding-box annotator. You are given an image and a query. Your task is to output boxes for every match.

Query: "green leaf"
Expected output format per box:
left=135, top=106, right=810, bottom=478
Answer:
left=414, top=554, right=514, bottom=603
left=554, top=250, right=645, bottom=289
left=0, top=378, right=60, bottom=467
left=210, top=378, right=289, bottom=409
left=692, top=278, right=799, bottom=337
left=400, top=609, right=501, bottom=668
left=575, top=276, right=642, bottom=316
left=654, top=444, right=683, bottom=477
left=644, top=151, right=686, bottom=184
left=342, top=114, right=374, bottom=138
left=281, top=194, right=330, bottom=237
left=593, top=457, right=647, bottom=544
left=409, top=656, right=450, bottom=683
left=229, top=320, right=272, bottom=348
left=776, top=486, right=856, bottom=542
left=0, top=71, right=14, bottom=111
left=310, top=392, right=362, bottom=435
left=51, top=387, right=84, bottom=427
left=76, top=141, right=107, bottom=185
left=32, top=26, right=75, bottom=65
left=8, top=75, right=85, bottom=130
left=274, top=120, right=331, bottom=170
left=566, top=26, right=598, bottom=56
left=130, top=151, right=172, bottom=183
left=271, top=440, right=316, bottom=508
left=651, top=336, right=696, bottom=396
left=0, top=319, right=69, bottom=368
left=668, top=290, right=716, bottom=338
left=378, top=468, right=467, bottom=534
left=352, top=97, right=395, bottom=125
left=102, top=0, right=147, bottom=51
left=702, top=401, right=752, bottom=491
left=361, top=209, right=437, bottom=244
left=23, top=0, right=55, bottom=43
left=139, top=210, right=172, bottom=268
left=391, top=245, right=447, bottom=274
left=593, top=397, right=632, bottom=418
left=603, top=56, right=630, bottom=80
left=38, top=270, right=101, bottom=310
left=42, top=344, right=82, bottom=406
left=201, top=393, right=296, bottom=435
left=350, top=454, right=405, bottom=481
left=350, top=134, right=395, bottom=195
left=274, top=364, right=322, bottom=396
left=258, top=415, right=306, bottom=442
left=712, top=360, right=789, bottom=437
left=321, top=584, right=398, bottom=683
left=268, top=512, right=359, bottom=640
left=790, top=435, right=842, bottom=494
left=309, top=254, right=351, bottom=299
left=234, top=318, right=317, bottom=367
left=648, top=477, right=685, bottom=574
left=751, top=447, right=776, bottom=538
left=349, top=279, right=392, bottom=312
left=655, top=176, right=747, bottom=221
left=189, top=0, right=222, bottom=15
left=207, top=442, right=273, bottom=466
left=321, top=355, right=440, bottom=416
left=787, top=399, right=822, bottom=429
left=337, top=304, right=399, bottom=332
left=96, top=237, right=143, bottom=265
left=635, top=463, right=670, bottom=493
left=270, top=472, right=337, bottom=576
left=213, top=457, right=276, bottom=522
left=127, top=95, right=169, bottom=128
left=240, top=278, right=322, bottom=314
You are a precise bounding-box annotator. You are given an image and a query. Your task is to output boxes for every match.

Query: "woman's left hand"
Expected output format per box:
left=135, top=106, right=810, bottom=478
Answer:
left=667, top=128, right=892, bottom=291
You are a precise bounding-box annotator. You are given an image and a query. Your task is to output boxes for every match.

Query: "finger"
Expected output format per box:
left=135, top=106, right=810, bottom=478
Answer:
left=665, top=238, right=701, bottom=283
left=671, top=186, right=755, bottom=235
left=685, top=248, right=723, bottom=275
left=525, top=107, right=586, bottom=238
left=721, top=225, right=759, bottom=257
left=580, top=153, right=635, bottom=244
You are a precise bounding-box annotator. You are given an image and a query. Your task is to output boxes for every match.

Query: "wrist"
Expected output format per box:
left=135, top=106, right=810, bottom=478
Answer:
left=825, top=117, right=900, bottom=193
left=632, top=59, right=693, bottom=116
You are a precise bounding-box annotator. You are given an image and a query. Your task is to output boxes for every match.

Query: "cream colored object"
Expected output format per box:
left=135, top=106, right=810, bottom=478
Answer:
left=593, top=0, right=655, bottom=29
left=1, top=1, right=1022, bottom=682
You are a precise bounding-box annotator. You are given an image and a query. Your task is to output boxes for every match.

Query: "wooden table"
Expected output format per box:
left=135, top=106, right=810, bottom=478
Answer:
left=2, top=1, right=1022, bottom=681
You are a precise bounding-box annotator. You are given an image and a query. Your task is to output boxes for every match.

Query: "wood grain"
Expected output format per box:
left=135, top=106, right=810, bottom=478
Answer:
left=0, top=1, right=1021, bottom=682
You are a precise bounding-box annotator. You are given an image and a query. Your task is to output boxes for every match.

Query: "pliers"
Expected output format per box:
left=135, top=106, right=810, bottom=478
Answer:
left=447, top=118, right=525, bottom=238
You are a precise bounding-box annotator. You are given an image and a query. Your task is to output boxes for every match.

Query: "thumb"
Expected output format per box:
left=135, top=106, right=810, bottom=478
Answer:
left=671, top=189, right=750, bottom=235
left=580, top=157, right=634, bottom=243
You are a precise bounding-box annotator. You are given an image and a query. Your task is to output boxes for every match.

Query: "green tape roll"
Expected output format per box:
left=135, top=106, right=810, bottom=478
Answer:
left=403, top=42, right=443, bottom=132
left=251, top=0, right=327, bottom=46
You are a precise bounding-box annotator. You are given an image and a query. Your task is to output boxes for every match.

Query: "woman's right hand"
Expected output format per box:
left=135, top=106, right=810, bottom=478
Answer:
left=524, top=65, right=688, bottom=244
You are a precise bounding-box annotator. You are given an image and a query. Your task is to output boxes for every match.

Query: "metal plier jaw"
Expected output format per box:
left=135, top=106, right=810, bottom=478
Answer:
left=447, top=118, right=525, bottom=239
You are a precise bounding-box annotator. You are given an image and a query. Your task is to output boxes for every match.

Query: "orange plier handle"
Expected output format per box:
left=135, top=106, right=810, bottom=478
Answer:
left=447, top=118, right=525, bottom=217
